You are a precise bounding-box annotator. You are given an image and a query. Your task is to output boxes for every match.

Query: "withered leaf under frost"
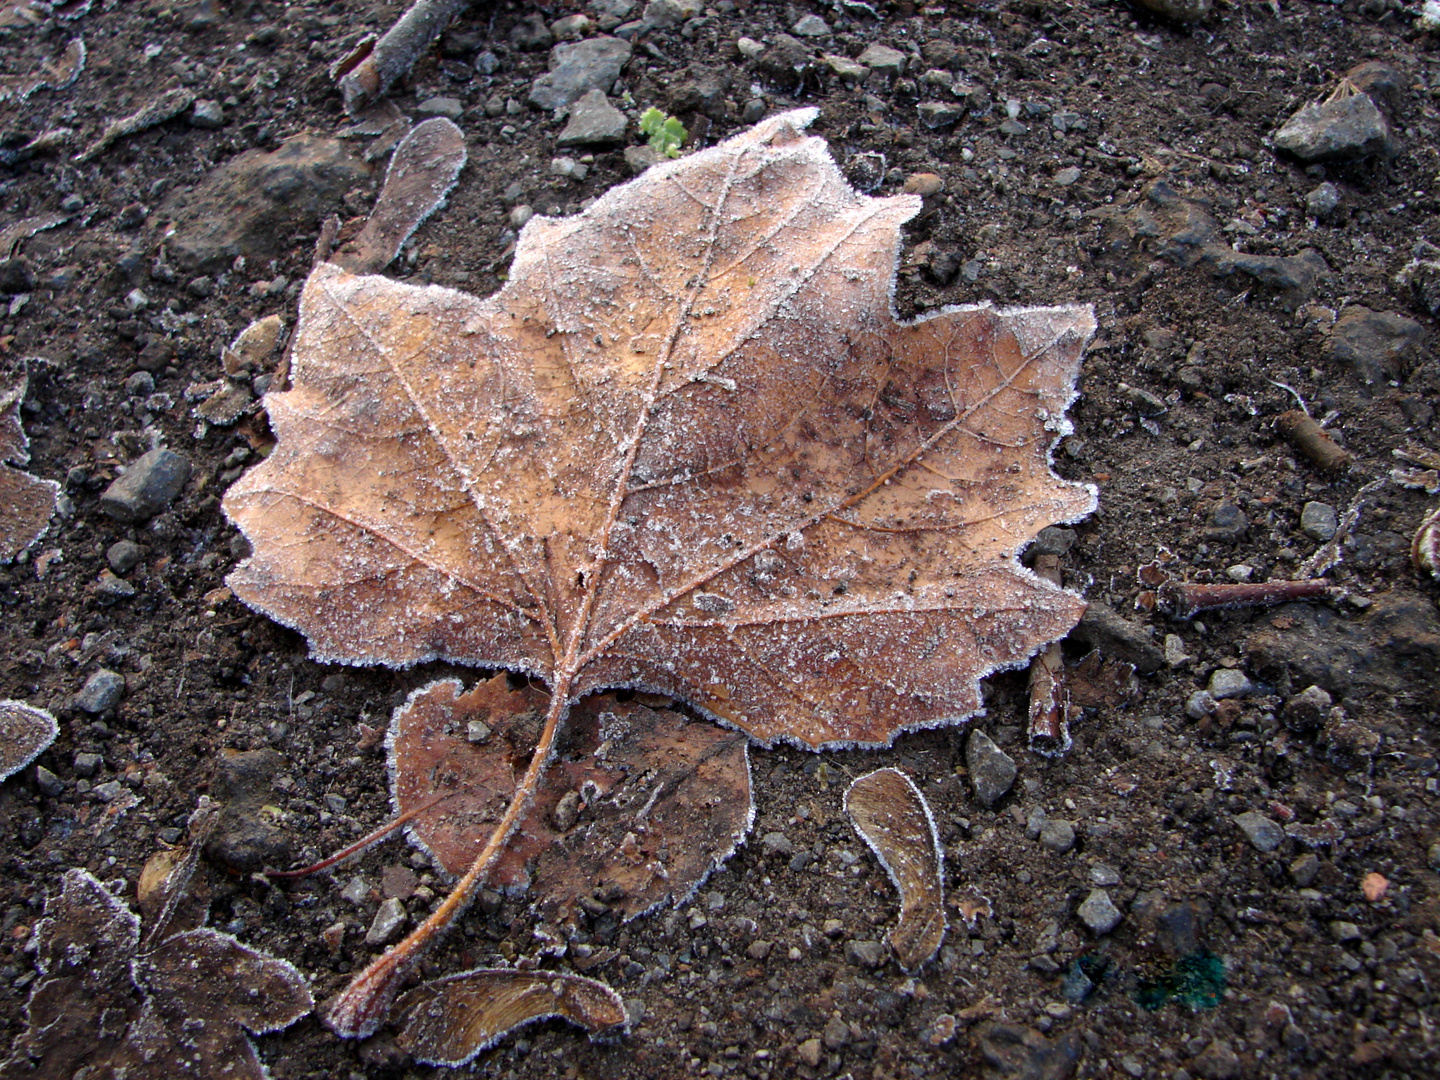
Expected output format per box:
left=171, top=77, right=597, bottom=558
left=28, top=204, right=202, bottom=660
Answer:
left=223, top=108, right=1094, bottom=1037
left=0, top=699, right=57, bottom=782
left=0, top=375, right=60, bottom=564
left=391, top=674, right=752, bottom=936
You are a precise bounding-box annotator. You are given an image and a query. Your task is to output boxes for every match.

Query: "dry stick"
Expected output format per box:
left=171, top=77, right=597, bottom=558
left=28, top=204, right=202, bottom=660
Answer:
left=1276, top=409, right=1353, bottom=472
left=1155, top=578, right=1330, bottom=620
left=266, top=791, right=453, bottom=880
left=338, top=0, right=474, bottom=113
left=324, top=688, right=571, bottom=1038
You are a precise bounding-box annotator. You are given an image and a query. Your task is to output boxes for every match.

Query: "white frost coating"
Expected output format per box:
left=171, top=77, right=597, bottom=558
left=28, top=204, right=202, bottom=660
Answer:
left=0, top=700, right=59, bottom=781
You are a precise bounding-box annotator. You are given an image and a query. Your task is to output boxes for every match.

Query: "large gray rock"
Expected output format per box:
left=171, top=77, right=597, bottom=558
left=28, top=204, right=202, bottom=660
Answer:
left=557, top=89, right=628, bottom=148
left=1202, top=246, right=1329, bottom=296
left=528, top=37, right=633, bottom=111
left=1274, top=93, right=1393, bottom=161
left=162, top=137, right=371, bottom=272
left=99, top=448, right=190, bottom=523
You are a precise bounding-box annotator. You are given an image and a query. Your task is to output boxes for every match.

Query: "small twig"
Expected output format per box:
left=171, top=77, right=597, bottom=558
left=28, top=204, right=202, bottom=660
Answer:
left=1276, top=409, right=1352, bottom=472
left=338, top=0, right=474, bottom=114
left=266, top=791, right=453, bottom=879
left=1297, top=476, right=1384, bottom=579
left=1155, top=578, right=1330, bottom=620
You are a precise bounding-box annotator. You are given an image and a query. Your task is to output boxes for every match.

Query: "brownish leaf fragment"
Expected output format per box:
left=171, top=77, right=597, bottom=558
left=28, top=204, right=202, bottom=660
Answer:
left=331, top=117, right=467, bottom=274
left=224, top=108, right=1093, bottom=1035
left=392, top=674, right=752, bottom=933
left=0, top=700, right=57, bottom=781
left=393, top=968, right=626, bottom=1067
left=0, top=867, right=313, bottom=1080
left=0, top=376, right=59, bottom=564
left=844, top=767, right=946, bottom=971
left=0, top=37, right=84, bottom=104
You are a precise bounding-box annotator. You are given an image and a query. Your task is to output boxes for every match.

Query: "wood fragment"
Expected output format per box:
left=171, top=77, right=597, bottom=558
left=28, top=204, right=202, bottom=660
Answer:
left=75, top=88, right=195, bottom=163
left=1275, top=409, right=1353, bottom=472
left=1155, top=577, right=1330, bottom=619
left=337, top=0, right=474, bottom=114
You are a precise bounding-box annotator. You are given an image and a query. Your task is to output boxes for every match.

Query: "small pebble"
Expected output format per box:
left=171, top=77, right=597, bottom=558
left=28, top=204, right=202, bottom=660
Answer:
left=1186, top=690, right=1218, bottom=720
left=1306, top=182, right=1341, bottom=219
left=965, top=728, right=1016, bottom=807
left=99, top=448, right=191, bottom=523
left=761, top=831, right=794, bottom=857
left=34, top=766, right=63, bottom=796
left=1289, top=853, right=1321, bottom=886
left=340, top=876, right=369, bottom=905
left=1329, top=920, right=1362, bottom=943
left=902, top=172, right=944, bottom=196
left=75, top=670, right=124, bottom=714
left=1076, top=889, right=1122, bottom=935
left=1235, top=811, right=1283, bottom=852
left=365, top=897, right=408, bottom=945
left=1300, top=501, right=1338, bottom=542
left=73, top=751, right=103, bottom=777
left=1361, top=872, right=1388, bottom=902
left=190, top=99, right=225, bottom=129
left=416, top=97, right=464, bottom=121
left=1207, top=669, right=1254, bottom=700
left=791, top=14, right=830, bottom=36
left=1038, top=819, right=1075, bottom=854
left=844, top=939, right=886, bottom=968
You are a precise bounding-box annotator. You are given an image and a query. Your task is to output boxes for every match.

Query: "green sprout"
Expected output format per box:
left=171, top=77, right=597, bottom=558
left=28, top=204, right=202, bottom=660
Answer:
left=639, top=107, right=687, bottom=158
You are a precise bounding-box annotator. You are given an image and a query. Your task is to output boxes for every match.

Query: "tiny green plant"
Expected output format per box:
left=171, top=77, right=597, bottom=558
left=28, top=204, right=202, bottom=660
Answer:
left=639, top=106, right=687, bottom=158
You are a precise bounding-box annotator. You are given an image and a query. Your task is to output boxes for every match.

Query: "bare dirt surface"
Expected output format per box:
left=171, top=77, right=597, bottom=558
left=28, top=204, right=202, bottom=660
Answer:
left=2, top=1, right=1440, bottom=1078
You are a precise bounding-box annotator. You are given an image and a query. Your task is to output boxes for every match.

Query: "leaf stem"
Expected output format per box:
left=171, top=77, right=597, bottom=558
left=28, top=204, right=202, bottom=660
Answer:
left=323, top=685, right=571, bottom=1039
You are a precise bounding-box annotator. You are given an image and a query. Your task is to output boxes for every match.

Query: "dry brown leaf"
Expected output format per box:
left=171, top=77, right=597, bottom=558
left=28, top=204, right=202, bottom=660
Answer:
left=0, top=699, right=57, bottom=781
left=0, top=375, right=60, bottom=564
left=1, top=867, right=312, bottom=1080
left=393, top=967, right=626, bottom=1067
left=391, top=675, right=751, bottom=933
left=223, top=108, right=1093, bottom=1036
left=844, top=767, right=946, bottom=971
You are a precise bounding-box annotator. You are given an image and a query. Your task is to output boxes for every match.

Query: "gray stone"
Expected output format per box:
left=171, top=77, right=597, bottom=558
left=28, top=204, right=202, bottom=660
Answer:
left=976, top=1024, right=1082, bottom=1080
left=1325, top=305, right=1424, bottom=384
left=550, top=156, right=588, bottom=181
left=1028, top=526, right=1077, bottom=559
left=792, top=14, right=830, bottom=36
left=529, top=37, right=633, bottom=111
left=550, top=13, right=593, bottom=41
left=796, top=1038, right=823, bottom=1068
left=1154, top=901, right=1204, bottom=956
left=756, top=34, right=811, bottom=82
left=1275, top=93, right=1393, bottom=161
left=917, top=102, right=965, bottom=128
left=205, top=748, right=293, bottom=873
left=1077, top=889, right=1122, bottom=935
left=857, top=44, right=906, bottom=76
left=1055, top=166, right=1081, bottom=186
left=416, top=96, right=464, bottom=121
left=105, top=539, right=144, bottom=574
left=1072, top=602, right=1163, bottom=673
left=966, top=729, right=1017, bottom=807
left=1235, top=811, right=1283, bottom=852
left=1134, top=0, right=1212, bottom=18
left=1282, top=684, right=1332, bottom=731
left=190, top=99, right=225, bottom=129
left=557, top=89, right=628, bottom=148
left=73, top=751, right=103, bottom=777
left=509, top=13, right=553, bottom=51
left=365, top=897, right=408, bottom=945
left=1202, top=245, right=1329, bottom=296
left=162, top=136, right=371, bottom=272
left=1089, top=863, right=1121, bottom=887
left=95, top=571, right=136, bottom=599
left=1207, top=669, right=1253, bottom=700
left=761, top=831, right=794, bottom=857
left=1191, top=1039, right=1240, bottom=1080
left=642, top=0, right=700, bottom=29
left=76, top=670, right=124, bottom=714
left=99, top=448, right=191, bottom=523
left=1289, top=852, right=1321, bottom=886
left=822, top=1014, right=849, bottom=1049
left=1300, top=502, right=1338, bottom=542
left=340, top=876, right=369, bottom=904
left=1306, top=181, right=1341, bottom=219
left=845, top=939, right=886, bottom=968
left=34, top=765, right=63, bottom=797
left=823, top=54, right=868, bottom=81
left=1038, top=819, right=1075, bottom=854
left=624, top=145, right=664, bottom=174
left=1203, top=500, right=1248, bottom=543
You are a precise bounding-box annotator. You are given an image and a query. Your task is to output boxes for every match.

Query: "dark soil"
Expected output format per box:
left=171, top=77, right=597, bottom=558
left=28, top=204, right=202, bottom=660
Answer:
left=3, top=1, right=1440, bottom=1078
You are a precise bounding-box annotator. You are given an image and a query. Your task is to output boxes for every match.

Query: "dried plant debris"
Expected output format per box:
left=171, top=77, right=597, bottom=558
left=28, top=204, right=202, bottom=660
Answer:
left=391, top=675, right=752, bottom=935
left=0, top=213, right=69, bottom=258
left=1414, top=505, right=1440, bottom=580
left=0, top=700, right=57, bottom=782
left=2, top=867, right=312, bottom=1080
left=0, top=37, right=84, bottom=104
left=0, top=375, right=60, bottom=564
left=331, top=118, right=466, bottom=274
left=75, top=87, right=195, bottom=163
left=336, top=0, right=474, bottom=112
left=844, top=768, right=946, bottom=971
left=393, top=968, right=627, bottom=1067
left=224, top=108, right=1093, bottom=1035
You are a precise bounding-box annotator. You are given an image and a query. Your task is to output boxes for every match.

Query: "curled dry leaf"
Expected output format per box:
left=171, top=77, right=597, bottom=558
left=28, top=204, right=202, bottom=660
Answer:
left=223, top=108, right=1093, bottom=1034
left=0, top=699, right=57, bottom=782
left=0, top=37, right=84, bottom=104
left=391, top=674, right=752, bottom=933
left=844, top=767, right=946, bottom=971
left=0, top=375, right=60, bottom=564
left=1414, top=505, right=1440, bottom=580
left=2, top=868, right=313, bottom=1080
left=331, top=117, right=466, bottom=274
left=336, top=0, right=473, bottom=112
left=393, top=968, right=627, bottom=1067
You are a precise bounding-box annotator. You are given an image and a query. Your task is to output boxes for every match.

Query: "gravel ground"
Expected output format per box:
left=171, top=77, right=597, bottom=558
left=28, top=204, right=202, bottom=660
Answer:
left=2, top=1, right=1440, bottom=1078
